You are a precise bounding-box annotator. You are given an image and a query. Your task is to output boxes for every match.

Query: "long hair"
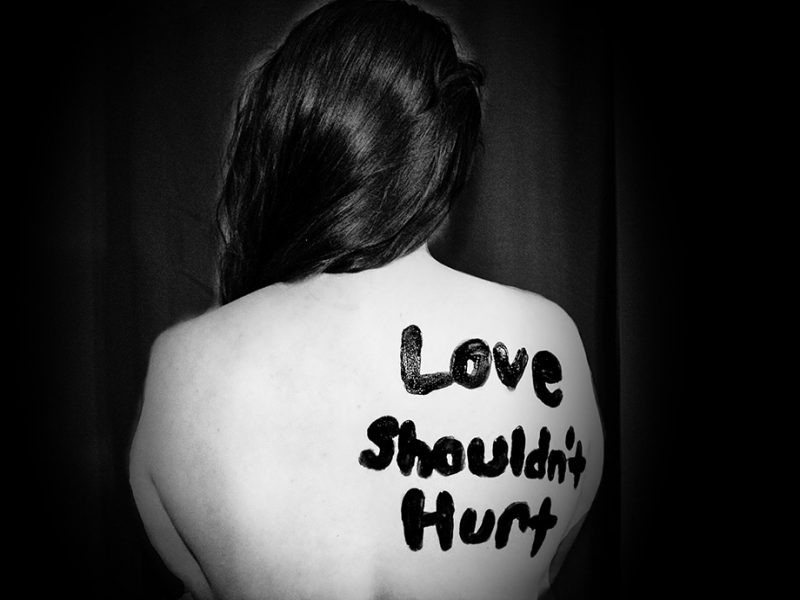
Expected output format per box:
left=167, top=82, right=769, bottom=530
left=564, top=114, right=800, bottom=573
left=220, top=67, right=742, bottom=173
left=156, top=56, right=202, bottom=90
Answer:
left=216, top=0, right=484, bottom=304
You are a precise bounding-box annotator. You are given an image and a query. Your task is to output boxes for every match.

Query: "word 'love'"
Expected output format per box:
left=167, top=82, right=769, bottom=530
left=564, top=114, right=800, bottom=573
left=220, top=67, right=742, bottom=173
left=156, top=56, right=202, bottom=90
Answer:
left=400, top=325, right=563, bottom=407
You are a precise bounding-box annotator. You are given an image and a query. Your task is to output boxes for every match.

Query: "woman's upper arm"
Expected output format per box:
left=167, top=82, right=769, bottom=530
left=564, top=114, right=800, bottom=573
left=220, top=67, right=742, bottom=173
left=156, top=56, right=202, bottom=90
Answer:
left=550, top=303, right=605, bottom=514
left=539, top=301, right=606, bottom=590
left=129, top=327, right=215, bottom=600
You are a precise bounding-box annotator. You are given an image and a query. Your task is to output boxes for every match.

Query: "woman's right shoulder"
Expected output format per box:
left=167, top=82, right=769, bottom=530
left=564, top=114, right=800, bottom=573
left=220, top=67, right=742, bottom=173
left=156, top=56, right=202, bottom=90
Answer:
left=131, top=313, right=222, bottom=475
left=145, top=310, right=232, bottom=399
left=147, top=289, right=287, bottom=383
left=130, top=308, right=259, bottom=600
left=132, top=301, right=271, bottom=466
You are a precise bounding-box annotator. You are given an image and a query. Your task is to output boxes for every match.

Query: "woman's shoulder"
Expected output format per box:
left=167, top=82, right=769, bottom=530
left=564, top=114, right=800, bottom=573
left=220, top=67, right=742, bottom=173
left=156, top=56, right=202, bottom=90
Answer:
left=143, top=259, right=590, bottom=406
left=144, top=286, right=299, bottom=383
left=411, top=258, right=587, bottom=356
left=141, top=254, right=589, bottom=401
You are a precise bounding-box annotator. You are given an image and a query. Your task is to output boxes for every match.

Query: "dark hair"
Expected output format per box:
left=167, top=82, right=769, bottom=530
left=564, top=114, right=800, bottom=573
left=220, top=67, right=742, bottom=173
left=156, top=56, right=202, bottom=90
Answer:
left=216, top=0, right=484, bottom=304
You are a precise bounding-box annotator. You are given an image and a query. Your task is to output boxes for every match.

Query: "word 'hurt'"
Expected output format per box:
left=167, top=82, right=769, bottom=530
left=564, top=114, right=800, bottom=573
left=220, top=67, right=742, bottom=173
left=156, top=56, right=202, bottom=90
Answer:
left=401, top=488, right=557, bottom=557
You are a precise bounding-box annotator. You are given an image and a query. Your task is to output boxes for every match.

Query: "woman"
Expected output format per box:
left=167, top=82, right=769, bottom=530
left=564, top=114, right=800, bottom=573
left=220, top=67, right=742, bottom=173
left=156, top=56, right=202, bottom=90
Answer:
left=129, top=1, right=604, bottom=598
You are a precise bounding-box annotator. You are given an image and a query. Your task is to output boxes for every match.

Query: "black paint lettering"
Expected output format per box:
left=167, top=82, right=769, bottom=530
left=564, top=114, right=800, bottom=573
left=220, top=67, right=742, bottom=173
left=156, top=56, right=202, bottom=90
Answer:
left=401, top=488, right=455, bottom=551
left=524, top=427, right=551, bottom=479
left=358, top=416, right=399, bottom=470
left=492, top=343, right=529, bottom=390
left=568, top=440, right=586, bottom=488
left=397, top=420, right=434, bottom=477
left=565, top=426, right=575, bottom=450
left=432, top=437, right=465, bottom=476
left=495, top=498, right=558, bottom=557
left=401, top=325, right=453, bottom=395
left=459, top=508, right=496, bottom=544
left=531, top=350, right=563, bottom=408
left=467, top=436, right=509, bottom=477
left=450, top=339, right=492, bottom=389
left=495, top=502, right=530, bottom=549
left=527, top=497, right=558, bottom=557
left=546, top=449, right=566, bottom=484
left=528, top=496, right=558, bottom=556
left=510, top=426, right=526, bottom=476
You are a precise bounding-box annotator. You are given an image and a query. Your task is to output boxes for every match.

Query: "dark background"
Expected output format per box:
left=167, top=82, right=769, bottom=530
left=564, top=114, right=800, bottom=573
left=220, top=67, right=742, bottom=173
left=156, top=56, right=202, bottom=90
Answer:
left=14, top=0, right=693, bottom=597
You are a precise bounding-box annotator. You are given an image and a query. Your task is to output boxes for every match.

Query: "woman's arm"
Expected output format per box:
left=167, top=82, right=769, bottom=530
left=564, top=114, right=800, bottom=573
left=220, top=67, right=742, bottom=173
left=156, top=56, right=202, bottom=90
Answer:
left=129, top=329, right=216, bottom=600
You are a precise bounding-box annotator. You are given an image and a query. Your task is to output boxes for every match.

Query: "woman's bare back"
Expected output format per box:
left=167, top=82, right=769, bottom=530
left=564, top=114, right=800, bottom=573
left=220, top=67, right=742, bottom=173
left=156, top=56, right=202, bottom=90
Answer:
left=130, top=247, right=604, bottom=600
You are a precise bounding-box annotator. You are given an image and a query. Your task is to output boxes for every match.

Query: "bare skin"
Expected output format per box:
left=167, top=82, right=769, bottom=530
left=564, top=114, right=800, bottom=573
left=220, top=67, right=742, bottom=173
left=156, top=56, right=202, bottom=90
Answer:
left=129, top=244, right=604, bottom=600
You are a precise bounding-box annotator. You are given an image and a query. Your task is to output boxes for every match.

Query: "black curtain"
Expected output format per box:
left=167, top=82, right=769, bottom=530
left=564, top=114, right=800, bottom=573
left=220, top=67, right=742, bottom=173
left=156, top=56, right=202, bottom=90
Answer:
left=18, top=1, right=688, bottom=598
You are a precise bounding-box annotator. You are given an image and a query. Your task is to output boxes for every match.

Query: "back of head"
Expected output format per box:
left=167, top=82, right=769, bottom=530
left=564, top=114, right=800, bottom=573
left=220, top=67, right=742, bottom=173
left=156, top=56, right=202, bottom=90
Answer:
left=217, top=0, right=484, bottom=304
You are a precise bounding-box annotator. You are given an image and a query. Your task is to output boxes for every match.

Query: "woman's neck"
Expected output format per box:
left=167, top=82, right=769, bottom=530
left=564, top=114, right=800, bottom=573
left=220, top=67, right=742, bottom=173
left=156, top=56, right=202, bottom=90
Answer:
left=298, top=243, right=444, bottom=299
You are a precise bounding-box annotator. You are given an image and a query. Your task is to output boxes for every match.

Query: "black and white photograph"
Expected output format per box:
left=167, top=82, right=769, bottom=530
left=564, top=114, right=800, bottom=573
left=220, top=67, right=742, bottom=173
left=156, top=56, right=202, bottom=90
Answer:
left=16, top=1, right=691, bottom=598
